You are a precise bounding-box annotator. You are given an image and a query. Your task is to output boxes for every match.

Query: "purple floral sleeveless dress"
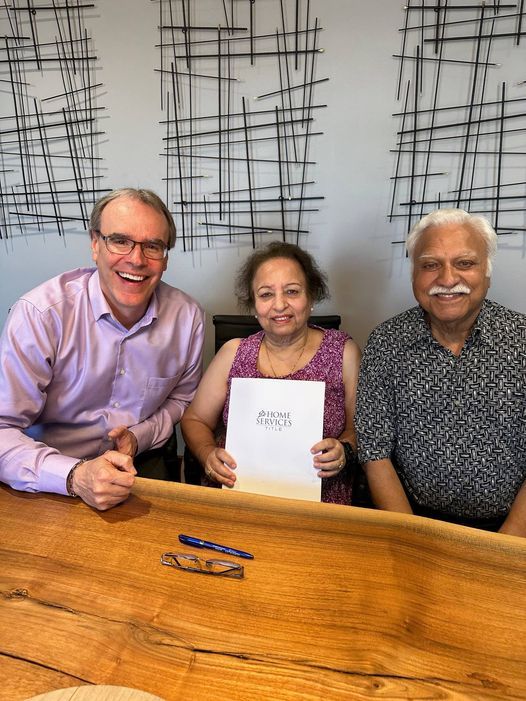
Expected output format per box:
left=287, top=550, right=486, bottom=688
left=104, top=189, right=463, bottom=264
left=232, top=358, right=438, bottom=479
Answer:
left=219, top=327, right=353, bottom=505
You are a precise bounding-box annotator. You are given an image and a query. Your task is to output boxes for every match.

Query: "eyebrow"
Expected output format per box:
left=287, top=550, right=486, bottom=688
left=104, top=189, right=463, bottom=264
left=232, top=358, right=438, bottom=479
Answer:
left=416, top=250, right=479, bottom=260
left=256, top=282, right=302, bottom=291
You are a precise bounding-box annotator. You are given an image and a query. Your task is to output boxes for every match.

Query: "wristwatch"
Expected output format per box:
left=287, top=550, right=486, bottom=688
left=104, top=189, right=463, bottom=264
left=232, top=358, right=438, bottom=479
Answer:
left=66, top=459, right=86, bottom=497
left=341, top=441, right=355, bottom=469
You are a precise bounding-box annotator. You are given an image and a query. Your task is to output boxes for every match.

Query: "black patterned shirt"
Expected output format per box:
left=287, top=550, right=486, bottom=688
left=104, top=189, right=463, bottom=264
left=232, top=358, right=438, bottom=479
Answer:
left=356, top=299, right=526, bottom=518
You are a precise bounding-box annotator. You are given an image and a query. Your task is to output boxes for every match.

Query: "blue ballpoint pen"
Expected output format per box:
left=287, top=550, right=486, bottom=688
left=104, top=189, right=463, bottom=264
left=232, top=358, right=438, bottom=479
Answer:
left=178, top=534, right=254, bottom=559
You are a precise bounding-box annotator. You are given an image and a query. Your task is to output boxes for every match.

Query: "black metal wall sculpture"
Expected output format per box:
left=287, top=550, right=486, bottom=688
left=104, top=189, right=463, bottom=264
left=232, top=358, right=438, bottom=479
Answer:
left=0, top=1, right=106, bottom=247
left=390, top=1, right=526, bottom=244
left=155, top=0, right=326, bottom=251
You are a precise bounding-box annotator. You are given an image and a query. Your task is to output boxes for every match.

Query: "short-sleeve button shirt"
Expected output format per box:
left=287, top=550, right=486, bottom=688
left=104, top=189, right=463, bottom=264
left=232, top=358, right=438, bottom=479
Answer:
left=356, top=300, right=526, bottom=518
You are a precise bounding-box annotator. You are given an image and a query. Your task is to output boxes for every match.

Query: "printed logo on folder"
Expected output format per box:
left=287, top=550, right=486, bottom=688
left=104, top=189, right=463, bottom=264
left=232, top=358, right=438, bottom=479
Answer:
left=256, top=409, right=293, bottom=431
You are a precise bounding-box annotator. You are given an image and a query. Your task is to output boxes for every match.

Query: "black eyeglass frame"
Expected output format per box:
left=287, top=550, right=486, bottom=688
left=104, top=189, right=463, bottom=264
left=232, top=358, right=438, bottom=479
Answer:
left=92, top=229, right=168, bottom=260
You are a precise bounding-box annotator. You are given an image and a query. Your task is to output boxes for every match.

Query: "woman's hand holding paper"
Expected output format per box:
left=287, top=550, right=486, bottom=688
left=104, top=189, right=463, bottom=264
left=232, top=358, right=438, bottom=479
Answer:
left=204, top=447, right=237, bottom=488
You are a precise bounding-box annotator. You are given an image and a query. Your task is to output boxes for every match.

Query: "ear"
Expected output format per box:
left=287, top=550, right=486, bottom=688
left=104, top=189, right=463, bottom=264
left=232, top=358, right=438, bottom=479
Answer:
left=161, top=252, right=168, bottom=273
left=90, top=231, right=99, bottom=263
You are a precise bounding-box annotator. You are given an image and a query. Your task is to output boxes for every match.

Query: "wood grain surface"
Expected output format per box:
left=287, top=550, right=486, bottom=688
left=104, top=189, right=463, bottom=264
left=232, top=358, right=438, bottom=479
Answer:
left=1, top=478, right=525, bottom=700
left=25, top=685, right=164, bottom=700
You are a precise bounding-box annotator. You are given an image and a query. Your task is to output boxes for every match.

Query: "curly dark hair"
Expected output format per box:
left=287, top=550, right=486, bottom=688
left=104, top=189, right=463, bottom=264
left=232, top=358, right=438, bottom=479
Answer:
left=235, top=241, right=330, bottom=310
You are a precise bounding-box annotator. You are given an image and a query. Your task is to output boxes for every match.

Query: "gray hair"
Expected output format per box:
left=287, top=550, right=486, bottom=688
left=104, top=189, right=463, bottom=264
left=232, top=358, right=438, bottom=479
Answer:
left=406, top=208, right=497, bottom=276
left=89, top=188, right=177, bottom=249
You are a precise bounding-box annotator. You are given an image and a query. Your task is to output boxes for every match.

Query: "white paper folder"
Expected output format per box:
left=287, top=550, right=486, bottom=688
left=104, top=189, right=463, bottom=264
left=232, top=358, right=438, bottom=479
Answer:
left=225, top=377, right=325, bottom=501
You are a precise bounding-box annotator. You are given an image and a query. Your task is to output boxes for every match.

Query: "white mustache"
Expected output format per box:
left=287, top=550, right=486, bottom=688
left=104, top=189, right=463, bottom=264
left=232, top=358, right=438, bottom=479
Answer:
left=429, top=284, right=471, bottom=296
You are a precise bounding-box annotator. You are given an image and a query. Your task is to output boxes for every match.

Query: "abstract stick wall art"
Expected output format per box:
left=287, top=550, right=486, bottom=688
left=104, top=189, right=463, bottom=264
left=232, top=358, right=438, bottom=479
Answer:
left=0, top=1, right=106, bottom=248
left=155, top=0, right=326, bottom=251
left=390, top=1, right=526, bottom=246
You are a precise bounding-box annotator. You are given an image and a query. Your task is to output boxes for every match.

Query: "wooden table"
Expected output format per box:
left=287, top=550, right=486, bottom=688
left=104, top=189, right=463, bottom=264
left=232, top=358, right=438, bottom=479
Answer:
left=1, top=479, right=525, bottom=701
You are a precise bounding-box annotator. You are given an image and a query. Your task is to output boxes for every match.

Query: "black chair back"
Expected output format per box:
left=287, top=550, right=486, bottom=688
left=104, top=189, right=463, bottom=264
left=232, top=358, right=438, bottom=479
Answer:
left=213, top=314, right=341, bottom=352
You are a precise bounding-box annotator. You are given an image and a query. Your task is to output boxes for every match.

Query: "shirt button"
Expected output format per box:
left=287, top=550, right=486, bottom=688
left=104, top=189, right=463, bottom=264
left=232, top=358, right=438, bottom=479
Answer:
left=113, top=401, right=120, bottom=408
left=119, top=369, right=126, bottom=375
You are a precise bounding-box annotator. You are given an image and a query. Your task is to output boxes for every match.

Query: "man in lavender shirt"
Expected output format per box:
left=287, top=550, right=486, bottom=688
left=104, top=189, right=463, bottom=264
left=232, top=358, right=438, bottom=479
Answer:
left=0, top=188, right=204, bottom=510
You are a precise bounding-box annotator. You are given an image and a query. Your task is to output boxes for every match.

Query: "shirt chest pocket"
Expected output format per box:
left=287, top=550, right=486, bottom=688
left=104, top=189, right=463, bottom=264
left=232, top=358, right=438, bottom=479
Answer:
left=140, top=376, right=179, bottom=420
left=476, top=387, right=525, bottom=432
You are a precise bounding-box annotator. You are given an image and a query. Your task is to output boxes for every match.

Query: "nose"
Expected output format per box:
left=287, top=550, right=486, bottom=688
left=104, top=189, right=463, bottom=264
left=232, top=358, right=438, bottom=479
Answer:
left=272, top=291, right=288, bottom=311
left=127, top=242, right=148, bottom=265
left=436, top=262, right=459, bottom=288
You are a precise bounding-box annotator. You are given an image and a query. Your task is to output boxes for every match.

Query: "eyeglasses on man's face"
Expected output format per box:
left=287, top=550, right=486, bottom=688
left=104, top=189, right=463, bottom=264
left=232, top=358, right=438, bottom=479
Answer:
left=93, top=230, right=168, bottom=260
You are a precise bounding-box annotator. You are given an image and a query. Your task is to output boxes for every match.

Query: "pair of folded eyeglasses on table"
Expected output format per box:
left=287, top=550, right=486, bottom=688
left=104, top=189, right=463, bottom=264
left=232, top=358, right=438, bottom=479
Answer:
left=161, top=552, right=244, bottom=579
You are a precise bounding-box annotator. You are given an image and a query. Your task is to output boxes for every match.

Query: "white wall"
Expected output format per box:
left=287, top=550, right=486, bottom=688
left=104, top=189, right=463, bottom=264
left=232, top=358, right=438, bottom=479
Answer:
left=1, top=0, right=525, bottom=364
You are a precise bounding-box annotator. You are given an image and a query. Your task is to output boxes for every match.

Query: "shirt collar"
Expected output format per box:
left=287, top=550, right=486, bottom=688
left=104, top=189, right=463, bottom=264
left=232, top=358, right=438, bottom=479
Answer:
left=469, top=299, right=494, bottom=346
left=88, top=269, right=109, bottom=321
left=401, top=306, right=431, bottom=348
left=405, top=299, right=494, bottom=349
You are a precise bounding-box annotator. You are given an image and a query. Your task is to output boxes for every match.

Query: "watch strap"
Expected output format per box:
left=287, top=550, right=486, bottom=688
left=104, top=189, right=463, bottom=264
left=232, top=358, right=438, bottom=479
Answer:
left=66, top=459, right=87, bottom=497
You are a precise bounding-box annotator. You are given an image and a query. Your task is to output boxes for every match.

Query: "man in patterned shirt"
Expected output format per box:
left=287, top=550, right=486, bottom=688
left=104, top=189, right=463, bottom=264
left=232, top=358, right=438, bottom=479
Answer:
left=356, top=208, right=526, bottom=536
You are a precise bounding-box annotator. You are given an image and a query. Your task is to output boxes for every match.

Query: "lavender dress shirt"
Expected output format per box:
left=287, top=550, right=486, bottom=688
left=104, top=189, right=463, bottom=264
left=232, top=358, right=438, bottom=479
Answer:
left=0, top=267, right=204, bottom=495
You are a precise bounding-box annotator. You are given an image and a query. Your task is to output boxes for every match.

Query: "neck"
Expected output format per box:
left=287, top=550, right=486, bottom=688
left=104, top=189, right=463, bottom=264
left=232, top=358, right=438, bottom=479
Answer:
left=264, top=326, right=309, bottom=350
left=106, top=299, right=149, bottom=330
left=263, top=327, right=310, bottom=378
left=427, top=308, right=481, bottom=356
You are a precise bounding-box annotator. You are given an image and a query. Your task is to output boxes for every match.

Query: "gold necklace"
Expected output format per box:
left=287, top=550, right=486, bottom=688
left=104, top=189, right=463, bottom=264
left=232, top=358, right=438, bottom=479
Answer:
left=263, top=332, right=308, bottom=378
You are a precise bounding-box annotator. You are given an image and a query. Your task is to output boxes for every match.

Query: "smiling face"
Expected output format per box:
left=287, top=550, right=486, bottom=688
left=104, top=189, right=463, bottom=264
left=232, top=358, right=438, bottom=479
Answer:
left=252, top=257, right=311, bottom=340
left=91, top=196, right=169, bottom=328
left=412, top=223, right=490, bottom=333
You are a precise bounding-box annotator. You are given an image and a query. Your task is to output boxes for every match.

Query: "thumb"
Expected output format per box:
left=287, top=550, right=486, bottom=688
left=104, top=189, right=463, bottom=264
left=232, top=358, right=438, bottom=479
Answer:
left=103, top=449, right=137, bottom=475
left=107, top=425, right=127, bottom=440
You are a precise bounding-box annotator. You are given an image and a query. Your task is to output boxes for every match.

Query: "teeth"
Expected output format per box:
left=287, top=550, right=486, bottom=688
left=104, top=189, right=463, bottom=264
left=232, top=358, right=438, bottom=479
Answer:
left=118, top=272, right=145, bottom=282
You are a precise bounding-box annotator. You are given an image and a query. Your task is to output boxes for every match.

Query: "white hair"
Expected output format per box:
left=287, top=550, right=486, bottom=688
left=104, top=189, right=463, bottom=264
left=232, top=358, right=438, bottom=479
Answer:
left=406, top=208, right=498, bottom=277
